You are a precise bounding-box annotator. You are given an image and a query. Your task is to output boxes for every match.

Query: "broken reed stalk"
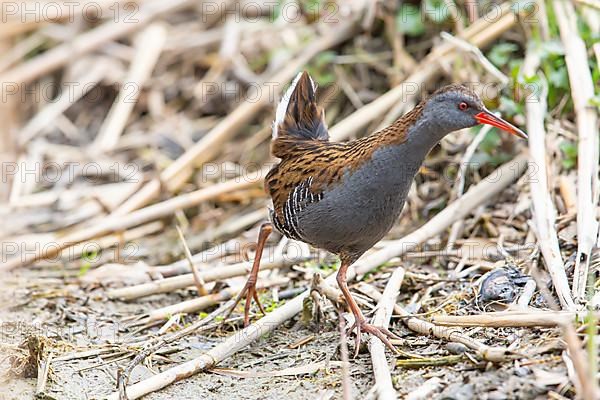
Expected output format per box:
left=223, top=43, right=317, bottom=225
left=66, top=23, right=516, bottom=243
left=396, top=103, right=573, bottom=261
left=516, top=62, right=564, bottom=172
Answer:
left=553, top=0, right=600, bottom=303
left=175, top=225, right=208, bottom=297
left=113, top=19, right=360, bottom=215
left=154, top=239, right=247, bottom=277
left=358, top=284, right=511, bottom=363
left=329, top=2, right=515, bottom=141
left=431, top=310, right=575, bottom=327
left=523, top=48, right=575, bottom=310
left=0, top=0, right=132, bottom=40
left=92, top=23, right=167, bottom=153
left=19, top=60, right=108, bottom=145
left=561, top=322, right=600, bottom=400
left=516, top=280, right=537, bottom=309
left=369, top=268, right=405, bottom=400
left=107, top=255, right=305, bottom=300
left=108, top=155, right=528, bottom=399
left=106, top=288, right=312, bottom=400
left=119, top=301, right=241, bottom=398
left=133, top=278, right=287, bottom=325
left=337, top=307, right=352, bottom=400
left=1, top=168, right=268, bottom=272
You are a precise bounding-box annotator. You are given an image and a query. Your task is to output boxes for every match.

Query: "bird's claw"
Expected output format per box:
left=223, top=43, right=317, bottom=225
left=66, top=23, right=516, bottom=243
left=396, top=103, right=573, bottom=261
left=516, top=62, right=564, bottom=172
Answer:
left=223, top=279, right=265, bottom=327
left=348, top=319, right=400, bottom=357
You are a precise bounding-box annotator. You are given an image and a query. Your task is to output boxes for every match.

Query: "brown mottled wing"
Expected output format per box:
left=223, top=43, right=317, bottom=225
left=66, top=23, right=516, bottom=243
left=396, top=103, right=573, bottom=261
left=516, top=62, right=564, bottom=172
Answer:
left=265, top=141, right=349, bottom=240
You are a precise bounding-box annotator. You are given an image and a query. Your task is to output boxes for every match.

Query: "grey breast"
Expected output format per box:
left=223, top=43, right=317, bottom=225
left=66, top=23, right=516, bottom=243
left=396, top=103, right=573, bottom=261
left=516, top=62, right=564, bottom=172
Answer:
left=296, top=143, right=423, bottom=257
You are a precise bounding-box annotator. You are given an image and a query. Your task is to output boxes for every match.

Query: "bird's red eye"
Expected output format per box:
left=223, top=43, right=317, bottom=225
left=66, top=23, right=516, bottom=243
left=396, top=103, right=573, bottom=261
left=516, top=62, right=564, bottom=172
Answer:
left=459, top=102, right=468, bottom=111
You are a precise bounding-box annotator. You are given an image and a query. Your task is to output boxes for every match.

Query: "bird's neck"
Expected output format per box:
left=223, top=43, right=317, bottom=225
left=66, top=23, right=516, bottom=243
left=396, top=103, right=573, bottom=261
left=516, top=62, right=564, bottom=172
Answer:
left=356, top=103, right=452, bottom=194
left=376, top=102, right=445, bottom=161
left=339, top=102, right=448, bottom=190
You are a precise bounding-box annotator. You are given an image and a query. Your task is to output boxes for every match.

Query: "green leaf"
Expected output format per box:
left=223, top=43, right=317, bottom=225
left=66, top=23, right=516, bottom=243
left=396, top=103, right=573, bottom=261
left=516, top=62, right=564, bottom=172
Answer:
left=547, top=67, right=568, bottom=89
left=589, top=95, right=600, bottom=110
left=487, top=43, right=518, bottom=68
left=540, top=40, right=564, bottom=57
left=560, top=141, right=578, bottom=170
left=480, top=130, right=502, bottom=154
left=265, top=299, right=284, bottom=313
left=78, top=262, right=91, bottom=277
left=396, top=4, right=425, bottom=37
left=78, top=248, right=98, bottom=276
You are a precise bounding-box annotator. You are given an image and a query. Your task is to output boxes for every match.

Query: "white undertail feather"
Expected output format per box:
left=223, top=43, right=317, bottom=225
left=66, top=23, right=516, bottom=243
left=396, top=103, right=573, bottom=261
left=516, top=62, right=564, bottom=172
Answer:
left=272, top=72, right=317, bottom=139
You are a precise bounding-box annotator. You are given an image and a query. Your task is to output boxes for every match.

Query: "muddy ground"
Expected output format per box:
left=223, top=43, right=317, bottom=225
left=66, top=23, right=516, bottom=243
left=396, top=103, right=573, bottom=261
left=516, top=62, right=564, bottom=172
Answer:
left=1, top=247, right=570, bottom=399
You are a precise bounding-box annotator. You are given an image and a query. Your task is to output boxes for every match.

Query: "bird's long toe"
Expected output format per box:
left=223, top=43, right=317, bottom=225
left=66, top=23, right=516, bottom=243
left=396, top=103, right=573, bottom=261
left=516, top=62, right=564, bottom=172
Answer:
left=358, top=322, right=400, bottom=355
left=222, top=279, right=263, bottom=327
left=347, top=318, right=399, bottom=356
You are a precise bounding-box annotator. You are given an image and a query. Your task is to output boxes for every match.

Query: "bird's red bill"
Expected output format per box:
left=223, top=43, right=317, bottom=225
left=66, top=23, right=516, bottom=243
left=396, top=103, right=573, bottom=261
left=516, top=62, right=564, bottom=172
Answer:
left=475, top=111, right=528, bottom=139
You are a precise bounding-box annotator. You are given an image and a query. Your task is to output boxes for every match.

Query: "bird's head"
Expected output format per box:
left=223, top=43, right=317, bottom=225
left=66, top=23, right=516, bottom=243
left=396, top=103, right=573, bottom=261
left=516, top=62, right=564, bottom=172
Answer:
left=421, top=84, right=527, bottom=140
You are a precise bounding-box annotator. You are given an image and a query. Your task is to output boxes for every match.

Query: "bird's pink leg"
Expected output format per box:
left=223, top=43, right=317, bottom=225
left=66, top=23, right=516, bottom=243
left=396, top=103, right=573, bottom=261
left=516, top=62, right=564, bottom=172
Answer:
left=224, top=223, right=272, bottom=326
left=336, top=260, right=399, bottom=356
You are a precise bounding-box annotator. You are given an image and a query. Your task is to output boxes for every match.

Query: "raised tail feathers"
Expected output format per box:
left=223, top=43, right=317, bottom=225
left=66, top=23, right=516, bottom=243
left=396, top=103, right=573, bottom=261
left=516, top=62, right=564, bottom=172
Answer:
left=272, top=71, right=329, bottom=157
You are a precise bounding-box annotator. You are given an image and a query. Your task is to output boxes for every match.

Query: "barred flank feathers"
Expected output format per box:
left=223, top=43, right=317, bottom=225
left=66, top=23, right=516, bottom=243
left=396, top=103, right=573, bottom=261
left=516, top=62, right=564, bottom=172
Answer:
left=271, top=71, right=329, bottom=157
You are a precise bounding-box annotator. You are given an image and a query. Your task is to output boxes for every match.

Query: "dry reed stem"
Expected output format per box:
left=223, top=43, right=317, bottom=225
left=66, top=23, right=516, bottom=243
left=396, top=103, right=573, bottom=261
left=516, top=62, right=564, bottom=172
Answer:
left=369, top=268, right=405, bottom=400
left=153, top=239, right=249, bottom=277
left=446, top=126, right=490, bottom=249
left=561, top=322, right=599, bottom=400
left=0, top=33, right=44, bottom=74
left=133, top=278, right=287, bottom=325
left=36, top=351, right=52, bottom=396
left=1, top=168, right=268, bottom=272
left=337, top=307, right=352, bottom=400
left=0, top=0, right=134, bottom=36
left=107, top=155, right=527, bottom=399
left=431, top=311, right=574, bottom=327
left=106, top=255, right=304, bottom=300
left=0, top=100, right=18, bottom=202
left=0, top=20, right=43, bottom=41
left=554, top=0, right=600, bottom=302
left=0, top=0, right=135, bottom=41
left=523, top=48, right=575, bottom=310
left=92, top=23, right=167, bottom=153
left=19, top=60, right=109, bottom=145
left=515, top=280, right=537, bottom=308
left=0, top=0, right=196, bottom=85
left=72, top=221, right=163, bottom=261
left=175, top=225, right=208, bottom=296
left=106, top=287, right=313, bottom=400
